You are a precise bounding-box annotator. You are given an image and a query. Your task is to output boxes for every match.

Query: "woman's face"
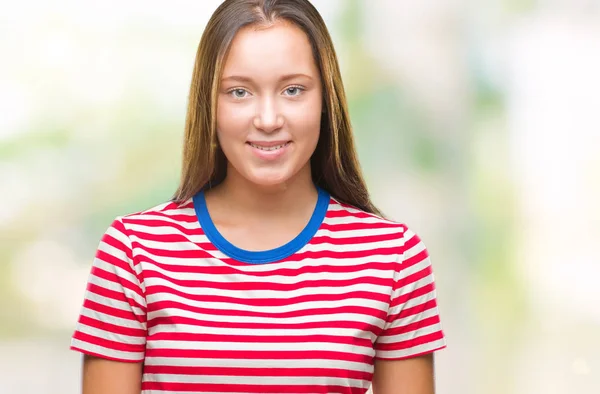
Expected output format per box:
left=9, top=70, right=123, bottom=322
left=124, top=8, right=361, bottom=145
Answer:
left=216, top=21, right=323, bottom=188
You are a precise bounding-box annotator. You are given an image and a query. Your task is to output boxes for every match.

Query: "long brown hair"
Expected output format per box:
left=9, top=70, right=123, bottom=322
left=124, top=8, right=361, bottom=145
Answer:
left=172, top=0, right=382, bottom=216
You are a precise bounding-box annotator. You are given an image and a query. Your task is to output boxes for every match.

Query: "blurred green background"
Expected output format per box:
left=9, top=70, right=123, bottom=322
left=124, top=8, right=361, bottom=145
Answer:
left=1, top=0, right=599, bottom=393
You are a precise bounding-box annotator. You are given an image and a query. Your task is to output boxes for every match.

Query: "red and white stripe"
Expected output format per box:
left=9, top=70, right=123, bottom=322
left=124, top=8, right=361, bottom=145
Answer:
left=71, top=197, right=446, bottom=393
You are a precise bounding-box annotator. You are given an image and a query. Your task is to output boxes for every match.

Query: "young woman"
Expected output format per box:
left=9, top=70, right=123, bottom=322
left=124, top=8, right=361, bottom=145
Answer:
left=70, top=1, right=446, bottom=393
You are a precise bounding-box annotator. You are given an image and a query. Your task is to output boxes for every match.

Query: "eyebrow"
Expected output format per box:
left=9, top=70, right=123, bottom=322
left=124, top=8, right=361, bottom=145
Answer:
left=221, top=73, right=314, bottom=83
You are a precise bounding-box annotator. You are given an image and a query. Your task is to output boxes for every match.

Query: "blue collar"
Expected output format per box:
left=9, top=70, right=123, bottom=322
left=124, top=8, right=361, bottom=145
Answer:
left=193, top=187, right=330, bottom=264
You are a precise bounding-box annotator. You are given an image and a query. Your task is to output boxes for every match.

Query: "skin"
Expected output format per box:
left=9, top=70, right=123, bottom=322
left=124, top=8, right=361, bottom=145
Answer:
left=372, top=354, right=436, bottom=394
left=80, top=355, right=142, bottom=394
left=81, top=20, right=436, bottom=394
left=205, top=20, right=323, bottom=251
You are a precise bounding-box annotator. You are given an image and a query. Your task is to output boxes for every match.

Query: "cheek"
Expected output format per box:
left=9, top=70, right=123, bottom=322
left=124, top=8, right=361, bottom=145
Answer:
left=284, top=96, right=323, bottom=142
left=216, top=101, right=251, bottom=143
left=300, top=113, right=322, bottom=147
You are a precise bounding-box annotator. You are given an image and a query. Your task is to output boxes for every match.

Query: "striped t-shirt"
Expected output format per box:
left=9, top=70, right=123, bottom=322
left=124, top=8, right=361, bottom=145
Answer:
left=71, top=187, right=446, bottom=393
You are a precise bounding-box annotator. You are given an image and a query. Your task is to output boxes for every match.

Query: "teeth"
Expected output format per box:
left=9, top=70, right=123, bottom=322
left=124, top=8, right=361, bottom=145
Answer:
left=249, top=142, right=288, bottom=151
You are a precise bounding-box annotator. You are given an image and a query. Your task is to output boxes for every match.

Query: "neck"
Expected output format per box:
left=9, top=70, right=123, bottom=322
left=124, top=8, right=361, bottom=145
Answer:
left=208, top=164, right=319, bottom=219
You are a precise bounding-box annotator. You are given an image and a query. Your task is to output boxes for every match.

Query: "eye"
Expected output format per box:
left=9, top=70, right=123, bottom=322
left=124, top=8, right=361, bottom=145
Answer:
left=229, top=88, right=250, bottom=99
left=283, top=86, right=304, bottom=96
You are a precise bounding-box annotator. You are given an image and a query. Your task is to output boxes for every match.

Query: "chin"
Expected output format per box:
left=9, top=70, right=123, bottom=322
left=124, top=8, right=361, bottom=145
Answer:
left=242, top=166, right=299, bottom=187
left=247, top=173, right=291, bottom=187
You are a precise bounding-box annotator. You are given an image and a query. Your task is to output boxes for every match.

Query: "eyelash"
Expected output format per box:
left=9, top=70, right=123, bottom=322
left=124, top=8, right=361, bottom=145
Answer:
left=283, top=85, right=305, bottom=96
left=227, top=85, right=305, bottom=99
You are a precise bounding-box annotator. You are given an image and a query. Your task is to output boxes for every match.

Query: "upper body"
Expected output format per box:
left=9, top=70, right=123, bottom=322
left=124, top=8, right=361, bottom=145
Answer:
left=72, top=188, right=445, bottom=393
left=71, top=0, right=446, bottom=392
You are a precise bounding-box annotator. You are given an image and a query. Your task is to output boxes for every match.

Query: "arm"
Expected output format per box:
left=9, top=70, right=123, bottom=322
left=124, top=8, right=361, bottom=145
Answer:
left=373, top=227, right=445, bottom=393
left=71, top=218, right=148, bottom=392
left=371, top=354, right=435, bottom=394
left=82, top=355, right=143, bottom=394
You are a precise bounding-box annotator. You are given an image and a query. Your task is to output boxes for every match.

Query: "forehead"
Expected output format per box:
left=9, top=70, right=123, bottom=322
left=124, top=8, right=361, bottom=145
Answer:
left=221, top=20, right=319, bottom=79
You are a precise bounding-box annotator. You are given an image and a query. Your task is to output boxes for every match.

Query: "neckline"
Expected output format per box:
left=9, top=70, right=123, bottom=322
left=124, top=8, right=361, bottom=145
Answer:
left=193, top=187, right=330, bottom=264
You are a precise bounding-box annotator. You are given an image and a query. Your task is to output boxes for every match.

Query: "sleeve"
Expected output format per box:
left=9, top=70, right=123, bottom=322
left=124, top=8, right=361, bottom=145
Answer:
left=70, top=217, right=147, bottom=362
left=374, top=226, right=446, bottom=360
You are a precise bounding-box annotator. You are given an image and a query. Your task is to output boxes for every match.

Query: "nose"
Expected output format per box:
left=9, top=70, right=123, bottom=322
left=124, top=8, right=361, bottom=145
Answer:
left=253, top=96, right=284, bottom=133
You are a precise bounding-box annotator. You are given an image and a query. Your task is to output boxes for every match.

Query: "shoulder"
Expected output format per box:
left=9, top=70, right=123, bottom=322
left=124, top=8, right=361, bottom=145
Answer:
left=112, top=198, right=198, bottom=234
left=323, top=196, right=422, bottom=253
left=325, top=196, right=410, bottom=236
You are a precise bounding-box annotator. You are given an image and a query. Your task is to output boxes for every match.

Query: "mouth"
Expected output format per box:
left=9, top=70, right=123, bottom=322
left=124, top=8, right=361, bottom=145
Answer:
left=246, top=141, right=292, bottom=151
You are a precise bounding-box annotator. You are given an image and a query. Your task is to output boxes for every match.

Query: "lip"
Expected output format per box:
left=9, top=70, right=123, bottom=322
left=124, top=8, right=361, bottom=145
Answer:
left=246, top=141, right=292, bottom=161
left=246, top=140, right=291, bottom=147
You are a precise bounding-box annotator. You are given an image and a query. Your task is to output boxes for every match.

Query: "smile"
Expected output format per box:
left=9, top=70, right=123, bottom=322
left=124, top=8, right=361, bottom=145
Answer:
left=247, top=141, right=291, bottom=151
